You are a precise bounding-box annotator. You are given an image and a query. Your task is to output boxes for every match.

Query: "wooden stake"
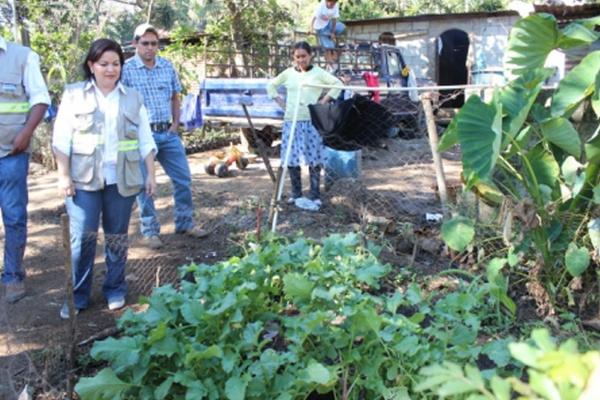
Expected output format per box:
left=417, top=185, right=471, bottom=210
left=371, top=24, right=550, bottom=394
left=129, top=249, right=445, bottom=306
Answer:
left=241, top=104, right=277, bottom=183
left=421, top=93, right=449, bottom=216
left=268, top=167, right=284, bottom=227
left=60, top=213, right=76, bottom=400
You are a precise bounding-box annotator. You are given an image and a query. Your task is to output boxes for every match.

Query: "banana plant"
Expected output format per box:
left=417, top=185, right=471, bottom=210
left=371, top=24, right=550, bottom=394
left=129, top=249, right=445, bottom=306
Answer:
left=438, top=13, right=600, bottom=283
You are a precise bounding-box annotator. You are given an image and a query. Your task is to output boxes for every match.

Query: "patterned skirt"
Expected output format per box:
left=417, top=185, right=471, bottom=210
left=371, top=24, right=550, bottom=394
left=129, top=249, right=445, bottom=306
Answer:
left=281, top=120, right=323, bottom=167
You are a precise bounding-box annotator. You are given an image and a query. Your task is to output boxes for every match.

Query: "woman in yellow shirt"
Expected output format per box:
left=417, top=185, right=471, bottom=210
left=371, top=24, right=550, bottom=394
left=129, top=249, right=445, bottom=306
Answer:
left=267, top=41, right=342, bottom=209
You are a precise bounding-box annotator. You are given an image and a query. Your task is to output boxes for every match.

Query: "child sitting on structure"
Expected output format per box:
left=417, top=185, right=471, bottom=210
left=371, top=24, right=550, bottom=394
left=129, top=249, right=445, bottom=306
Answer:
left=310, top=0, right=345, bottom=72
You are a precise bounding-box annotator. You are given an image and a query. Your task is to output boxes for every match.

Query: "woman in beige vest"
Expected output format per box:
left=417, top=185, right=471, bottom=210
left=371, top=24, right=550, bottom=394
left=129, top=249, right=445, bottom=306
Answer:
left=52, top=39, right=157, bottom=319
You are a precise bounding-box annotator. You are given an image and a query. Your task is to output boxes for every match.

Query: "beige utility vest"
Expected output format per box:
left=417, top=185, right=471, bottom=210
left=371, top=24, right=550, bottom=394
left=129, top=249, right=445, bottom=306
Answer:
left=0, top=42, right=30, bottom=158
left=66, top=81, right=144, bottom=197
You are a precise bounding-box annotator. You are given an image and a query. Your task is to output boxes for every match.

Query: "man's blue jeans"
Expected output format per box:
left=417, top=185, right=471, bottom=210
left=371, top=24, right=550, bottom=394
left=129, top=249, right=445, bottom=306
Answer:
left=137, top=132, right=195, bottom=237
left=0, top=153, right=29, bottom=284
left=66, top=185, right=136, bottom=309
left=316, top=20, right=346, bottom=49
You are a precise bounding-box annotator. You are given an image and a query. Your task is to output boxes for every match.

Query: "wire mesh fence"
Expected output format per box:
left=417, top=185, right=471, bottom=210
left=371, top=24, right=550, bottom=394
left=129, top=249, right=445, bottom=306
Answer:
left=270, top=82, right=469, bottom=235
left=0, top=82, right=507, bottom=399
left=0, top=216, right=199, bottom=399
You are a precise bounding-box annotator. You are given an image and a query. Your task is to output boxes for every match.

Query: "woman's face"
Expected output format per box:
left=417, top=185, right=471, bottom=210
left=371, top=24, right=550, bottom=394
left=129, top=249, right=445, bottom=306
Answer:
left=293, top=48, right=312, bottom=71
left=88, top=50, right=121, bottom=88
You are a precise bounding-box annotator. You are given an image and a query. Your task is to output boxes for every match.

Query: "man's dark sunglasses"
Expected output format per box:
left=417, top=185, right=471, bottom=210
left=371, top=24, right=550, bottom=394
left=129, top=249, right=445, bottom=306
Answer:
left=140, top=40, right=158, bottom=47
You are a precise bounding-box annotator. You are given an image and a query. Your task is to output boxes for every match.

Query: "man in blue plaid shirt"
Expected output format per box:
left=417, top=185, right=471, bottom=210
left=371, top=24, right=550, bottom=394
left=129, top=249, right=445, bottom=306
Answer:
left=122, top=23, right=208, bottom=249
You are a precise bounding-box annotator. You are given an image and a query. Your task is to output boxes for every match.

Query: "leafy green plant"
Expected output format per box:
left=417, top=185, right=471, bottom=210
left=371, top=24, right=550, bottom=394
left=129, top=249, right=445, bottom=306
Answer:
left=438, top=13, right=600, bottom=304
left=75, top=233, right=517, bottom=399
left=416, top=328, right=600, bottom=400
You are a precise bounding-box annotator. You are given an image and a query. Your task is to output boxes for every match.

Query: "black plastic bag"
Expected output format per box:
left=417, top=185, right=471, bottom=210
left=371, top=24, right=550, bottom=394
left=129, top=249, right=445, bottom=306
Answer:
left=309, top=95, right=396, bottom=151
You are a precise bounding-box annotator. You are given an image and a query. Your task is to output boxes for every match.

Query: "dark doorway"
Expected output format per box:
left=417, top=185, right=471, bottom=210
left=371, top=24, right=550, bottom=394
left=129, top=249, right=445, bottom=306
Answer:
left=437, top=29, right=469, bottom=108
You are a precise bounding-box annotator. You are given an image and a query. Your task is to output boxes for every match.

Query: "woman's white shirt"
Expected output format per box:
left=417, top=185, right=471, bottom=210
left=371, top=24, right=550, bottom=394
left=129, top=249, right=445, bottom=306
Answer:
left=53, top=82, right=157, bottom=185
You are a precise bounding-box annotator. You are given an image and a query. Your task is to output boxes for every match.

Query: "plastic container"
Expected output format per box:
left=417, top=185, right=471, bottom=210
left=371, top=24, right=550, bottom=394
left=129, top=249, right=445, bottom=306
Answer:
left=323, top=147, right=362, bottom=190
left=467, top=68, right=506, bottom=102
left=472, top=68, right=505, bottom=86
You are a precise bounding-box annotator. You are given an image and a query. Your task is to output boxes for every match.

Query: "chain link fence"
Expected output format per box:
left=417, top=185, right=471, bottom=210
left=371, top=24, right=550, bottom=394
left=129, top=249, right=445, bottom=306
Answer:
left=269, top=83, right=468, bottom=238
left=0, top=215, right=207, bottom=399
left=0, top=83, right=502, bottom=399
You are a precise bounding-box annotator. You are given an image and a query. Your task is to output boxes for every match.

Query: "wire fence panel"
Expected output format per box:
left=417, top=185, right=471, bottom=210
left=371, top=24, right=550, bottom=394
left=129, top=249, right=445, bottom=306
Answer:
left=0, top=82, right=512, bottom=399
left=0, top=226, right=194, bottom=399
left=271, top=83, right=468, bottom=234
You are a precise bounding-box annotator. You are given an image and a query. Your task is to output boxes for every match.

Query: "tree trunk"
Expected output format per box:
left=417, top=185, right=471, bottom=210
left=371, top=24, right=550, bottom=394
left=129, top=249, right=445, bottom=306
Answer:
left=226, top=0, right=250, bottom=77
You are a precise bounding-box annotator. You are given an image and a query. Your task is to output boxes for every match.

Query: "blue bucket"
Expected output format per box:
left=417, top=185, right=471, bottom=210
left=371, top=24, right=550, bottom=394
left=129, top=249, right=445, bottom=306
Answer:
left=323, top=147, right=362, bottom=190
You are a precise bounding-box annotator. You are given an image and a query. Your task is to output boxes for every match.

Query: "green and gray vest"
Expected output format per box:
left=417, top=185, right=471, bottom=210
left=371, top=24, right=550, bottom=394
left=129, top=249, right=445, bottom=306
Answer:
left=0, top=42, right=30, bottom=158
left=65, top=81, right=144, bottom=197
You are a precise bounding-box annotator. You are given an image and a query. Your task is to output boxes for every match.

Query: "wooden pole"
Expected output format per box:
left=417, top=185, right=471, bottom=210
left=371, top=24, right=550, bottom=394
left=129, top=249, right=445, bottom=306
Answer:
left=420, top=93, right=449, bottom=215
left=241, top=104, right=276, bottom=183
left=60, top=213, right=76, bottom=400
left=268, top=167, right=284, bottom=227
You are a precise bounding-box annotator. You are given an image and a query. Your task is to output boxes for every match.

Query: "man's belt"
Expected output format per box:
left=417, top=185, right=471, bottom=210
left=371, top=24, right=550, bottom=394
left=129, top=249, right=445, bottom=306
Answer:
left=150, top=122, right=172, bottom=132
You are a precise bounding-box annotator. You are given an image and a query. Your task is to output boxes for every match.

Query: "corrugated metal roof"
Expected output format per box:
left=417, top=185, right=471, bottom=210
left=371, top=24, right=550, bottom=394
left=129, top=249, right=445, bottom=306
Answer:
left=344, top=4, right=600, bottom=27
left=344, top=10, right=518, bottom=27
left=534, top=3, right=600, bottom=22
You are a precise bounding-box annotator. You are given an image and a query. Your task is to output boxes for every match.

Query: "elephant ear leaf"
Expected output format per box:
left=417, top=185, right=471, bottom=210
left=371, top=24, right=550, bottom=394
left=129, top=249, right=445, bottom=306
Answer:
left=557, top=21, right=599, bottom=49
left=540, top=117, right=581, bottom=158
left=551, top=51, right=600, bottom=118
left=592, top=71, right=600, bottom=119
left=505, top=14, right=558, bottom=77
left=456, top=95, right=502, bottom=184
left=500, top=68, right=552, bottom=140
left=437, top=117, right=458, bottom=152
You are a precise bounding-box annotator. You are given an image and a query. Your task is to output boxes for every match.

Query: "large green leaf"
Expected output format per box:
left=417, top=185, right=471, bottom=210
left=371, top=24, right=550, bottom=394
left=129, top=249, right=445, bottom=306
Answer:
left=473, top=179, right=504, bottom=206
left=457, top=95, right=502, bottom=181
left=579, top=15, right=600, bottom=30
left=500, top=69, right=552, bottom=139
left=557, top=22, right=599, bottom=49
left=305, top=361, right=331, bottom=385
left=526, top=145, right=560, bottom=190
left=437, top=117, right=458, bottom=152
left=283, top=273, right=314, bottom=302
left=585, top=126, right=600, bottom=164
left=565, top=242, right=590, bottom=277
left=491, top=376, right=511, bottom=400
left=155, top=377, right=174, bottom=400
left=505, top=14, right=558, bottom=76
left=90, top=337, right=141, bottom=373
left=551, top=51, right=600, bottom=117
left=185, top=381, right=207, bottom=399
left=592, top=71, right=600, bottom=118
left=540, top=118, right=582, bottom=158
left=561, top=157, right=585, bottom=197
left=531, top=328, right=556, bottom=352
left=529, top=370, right=561, bottom=400
left=225, top=376, right=247, bottom=400
left=441, top=216, right=475, bottom=252
left=509, top=342, right=543, bottom=368
left=76, top=368, right=133, bottom=400
left=588, top=219, right=600, bottom=255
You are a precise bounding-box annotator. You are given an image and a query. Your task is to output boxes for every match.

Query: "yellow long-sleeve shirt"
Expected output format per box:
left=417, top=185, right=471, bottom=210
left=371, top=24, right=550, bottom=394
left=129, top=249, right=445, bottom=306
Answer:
left=267, top=66, right=342, bottom=121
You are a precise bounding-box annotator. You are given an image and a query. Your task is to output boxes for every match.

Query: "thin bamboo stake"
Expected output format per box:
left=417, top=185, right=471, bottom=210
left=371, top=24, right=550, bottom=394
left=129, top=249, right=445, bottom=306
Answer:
left=60, top=213, right=76, bottom=400
left=271, top=82, right=304, bottom=232
left=421, top=93, right=448, bottom=216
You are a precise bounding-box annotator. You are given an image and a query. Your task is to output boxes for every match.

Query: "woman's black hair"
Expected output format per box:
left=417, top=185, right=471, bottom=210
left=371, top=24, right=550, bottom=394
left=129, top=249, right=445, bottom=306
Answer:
left=82, top=38, right=124, bottom=81
left=293, top=41, right=312, bottom=55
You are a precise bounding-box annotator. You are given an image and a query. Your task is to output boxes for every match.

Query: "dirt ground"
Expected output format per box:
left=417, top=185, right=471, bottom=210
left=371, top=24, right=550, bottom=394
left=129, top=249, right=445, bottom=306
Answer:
left=0, top=137, right=460, bottom=398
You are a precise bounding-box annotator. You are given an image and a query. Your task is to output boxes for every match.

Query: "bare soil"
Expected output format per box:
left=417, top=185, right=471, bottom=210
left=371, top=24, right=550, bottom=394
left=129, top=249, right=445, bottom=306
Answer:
left=0, top=137, right=459, bottom=398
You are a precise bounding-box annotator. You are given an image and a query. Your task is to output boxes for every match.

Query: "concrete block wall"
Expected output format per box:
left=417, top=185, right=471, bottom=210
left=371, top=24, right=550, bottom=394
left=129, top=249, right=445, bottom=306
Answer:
left=346, top=14, right=520, bottom=83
